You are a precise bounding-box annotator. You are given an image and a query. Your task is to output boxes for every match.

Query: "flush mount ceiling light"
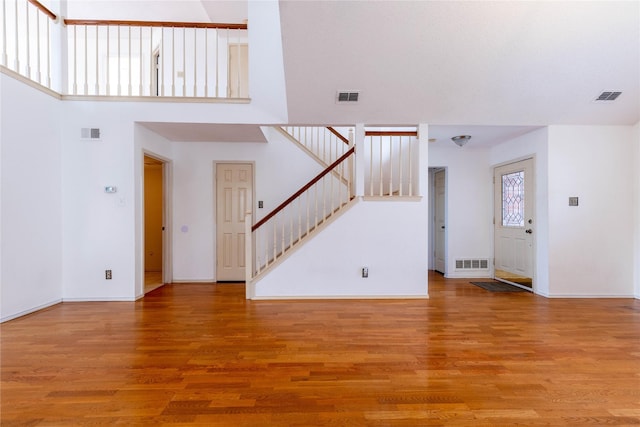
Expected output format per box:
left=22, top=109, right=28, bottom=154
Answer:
left=451, top=135, right=471, bottom=147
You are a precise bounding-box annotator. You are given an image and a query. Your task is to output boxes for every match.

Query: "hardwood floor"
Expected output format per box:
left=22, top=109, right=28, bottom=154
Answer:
left=2, top=272, right=639, bottom=426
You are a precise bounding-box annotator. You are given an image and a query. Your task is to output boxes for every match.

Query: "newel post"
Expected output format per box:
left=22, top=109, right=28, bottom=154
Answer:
left=244, top=211, right=254, bottom=299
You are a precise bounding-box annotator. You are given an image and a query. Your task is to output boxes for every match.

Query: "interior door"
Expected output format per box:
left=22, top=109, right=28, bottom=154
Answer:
left=434, top=169, right=446, bottom=274
left=228, top=44, right=248, bottom=98
left=216, top=163, right=253, bottom=281
left=494, top=159, right=534, bottom=288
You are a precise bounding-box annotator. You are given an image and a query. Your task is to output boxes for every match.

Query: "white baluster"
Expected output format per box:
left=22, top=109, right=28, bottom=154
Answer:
left=193, top=28, right=197, bottom=96
left=182, top=27, right=185, bottom=96
left=399, top=136, right=404, bottom=196
left=36, top=9, right=41, bottom=83
left=408, top=138, right=413, bottom=196
left=83, top=25, right=88, bottom=94
left=14, top=0, right=19, bottom=71
left=46, top=18, right=51, bottom=88
left=379, top=136, right=383, bottom=196
left=244, top=212, right=252, bottom=282
left=126, top=26, right=131, bottom=95
left=95, top=25, right=99, bottom=94
left=2, top=0, right=7, bottom=67
left=106, top=26, right=110, bottom=95
left=117, top=25, right=121, bottom=96
left=72, top=25, right=77, bottom=94
left=236, top=28, right=240, bottom=96
left=215, top=28, right=219, bottom=97
left=138, top=27, right=142, bottom=95
left=204, top=28, right=209, bottom=96
left=171, top=27, right=175, bottom=96
left=25, top=3, right=30, bottom=78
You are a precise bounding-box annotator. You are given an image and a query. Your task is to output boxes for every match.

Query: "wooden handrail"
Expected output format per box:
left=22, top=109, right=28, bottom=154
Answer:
left=365, top=131, right=417, bottom=137
left=326, top=127, right=349, bottom=145
left=252, top=147, right=355, bottom=232
left=28, top=0, right=57, bottom=20
left=63, top=19, right=247, bottom=30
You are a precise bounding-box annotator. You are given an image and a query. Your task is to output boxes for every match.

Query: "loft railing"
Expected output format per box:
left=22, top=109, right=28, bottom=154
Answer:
left=364, top=130, right=418, bottom=197
left=1, top=0, right=58, bottom=90
left=246, top=146, right=355, bottom=281
left=64, top=19, right=247, bottom=98
left=1, top=0, right=249, bottom=99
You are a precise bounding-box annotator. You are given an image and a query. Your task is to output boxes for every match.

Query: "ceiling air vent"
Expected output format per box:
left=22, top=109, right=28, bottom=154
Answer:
left=595, top=91, right=622, bottom=101
left=336, top=91, right=359, bottom=103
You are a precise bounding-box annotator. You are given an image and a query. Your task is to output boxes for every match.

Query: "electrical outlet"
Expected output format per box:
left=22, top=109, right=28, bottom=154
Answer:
left=105, top=270, right=112, bottom=280
left=362, top=267, right=368, bottom=278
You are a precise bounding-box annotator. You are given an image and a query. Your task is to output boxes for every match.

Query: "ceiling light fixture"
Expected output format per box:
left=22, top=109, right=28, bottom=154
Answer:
left=451, top=135, right=471, bottom=147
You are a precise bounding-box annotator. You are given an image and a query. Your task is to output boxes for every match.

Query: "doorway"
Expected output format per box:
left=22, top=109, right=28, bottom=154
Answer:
left=144, top=155, right=165, bottom=293
left=433, top=169, right=446, bottom=274
left=494, top=158, right=534, bottom=290
left=216, top=163, right=253, bottom=282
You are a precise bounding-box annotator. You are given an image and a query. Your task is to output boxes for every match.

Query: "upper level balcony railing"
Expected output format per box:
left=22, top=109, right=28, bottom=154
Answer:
left=1, top=0, right=249, bottom=100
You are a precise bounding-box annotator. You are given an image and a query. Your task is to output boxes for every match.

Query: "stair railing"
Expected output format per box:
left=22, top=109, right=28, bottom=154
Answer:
left=246, top=146, right=355, bottom=281
left=280, top=126, right=351, bottom=167
left=1, top=0, right=58, bottom=91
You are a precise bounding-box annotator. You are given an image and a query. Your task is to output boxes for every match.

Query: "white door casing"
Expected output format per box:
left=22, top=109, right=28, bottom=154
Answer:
left=494, top=158, right=534, bottom=288
left=216, top=163, right=253, bottom=281
left=434, top=170, right=446, bottom=274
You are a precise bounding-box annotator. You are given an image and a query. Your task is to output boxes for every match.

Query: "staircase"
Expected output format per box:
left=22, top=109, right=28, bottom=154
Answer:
left=245, top=127, right=356, bottom=285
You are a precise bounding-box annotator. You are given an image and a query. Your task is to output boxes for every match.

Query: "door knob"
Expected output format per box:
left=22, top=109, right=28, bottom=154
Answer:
left=441, top=226, right=445, bottom=229
left=525, top=229, right=533, bottom=234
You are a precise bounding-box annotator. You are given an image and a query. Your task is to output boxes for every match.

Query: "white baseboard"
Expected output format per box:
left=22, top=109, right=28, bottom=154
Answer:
left=545, top=293, right=636, bottom=298
left=62, top=297, right=137, bottom=302
left=1, top=299, right=62, bottom=323
left=171, top=279, right=216, bottom=284
left=251, top=294, right=429, bottom=300
left=444, top=272, right=492, bottom=279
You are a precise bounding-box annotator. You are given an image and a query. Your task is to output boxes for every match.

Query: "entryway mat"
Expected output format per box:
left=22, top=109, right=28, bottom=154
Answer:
left=469, top=281, right=526, bottom=292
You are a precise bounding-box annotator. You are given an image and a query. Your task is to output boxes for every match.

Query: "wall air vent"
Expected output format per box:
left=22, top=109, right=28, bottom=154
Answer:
left=81, top=128, right=101, bottom=140
left=455, top=259, right=489, bottom=270
left=595, top=91, right=622, bottom=101
left=336, top=91, right=359, bottom=103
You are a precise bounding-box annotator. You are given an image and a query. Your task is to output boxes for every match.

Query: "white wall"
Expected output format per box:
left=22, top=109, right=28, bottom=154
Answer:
left=633, top=121, right=640, bottom=299
left=61, top=102, right=138, bottom=300
left=252, top=124, right=430, bottom=298
left=428, top=145, right=493, bottom=278
left=489, top=127, right=550, bottom=296
left=253, top=199, right=428, bottom=298
left=170, top=127, right=325, bottom=281
left=1, top=74, right=63, bottom=321
left=547, top=125, right=635, bottom=297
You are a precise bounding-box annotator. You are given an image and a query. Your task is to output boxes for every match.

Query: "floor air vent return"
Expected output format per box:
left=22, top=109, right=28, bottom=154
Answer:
left=455, top=259, right=489, bottom=270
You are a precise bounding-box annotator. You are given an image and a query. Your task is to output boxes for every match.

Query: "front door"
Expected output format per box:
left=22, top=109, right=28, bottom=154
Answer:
left=216, top=163, right=253, bottom=281
left=494, top=159, right=534, bottom=289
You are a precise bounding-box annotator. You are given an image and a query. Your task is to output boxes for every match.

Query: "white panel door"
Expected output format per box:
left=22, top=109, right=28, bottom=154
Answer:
left=434, top=170, right=446, bottom=274
left=494, top=159, right=534, bottom=288
left=216, top=163, right=253, bottom=281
